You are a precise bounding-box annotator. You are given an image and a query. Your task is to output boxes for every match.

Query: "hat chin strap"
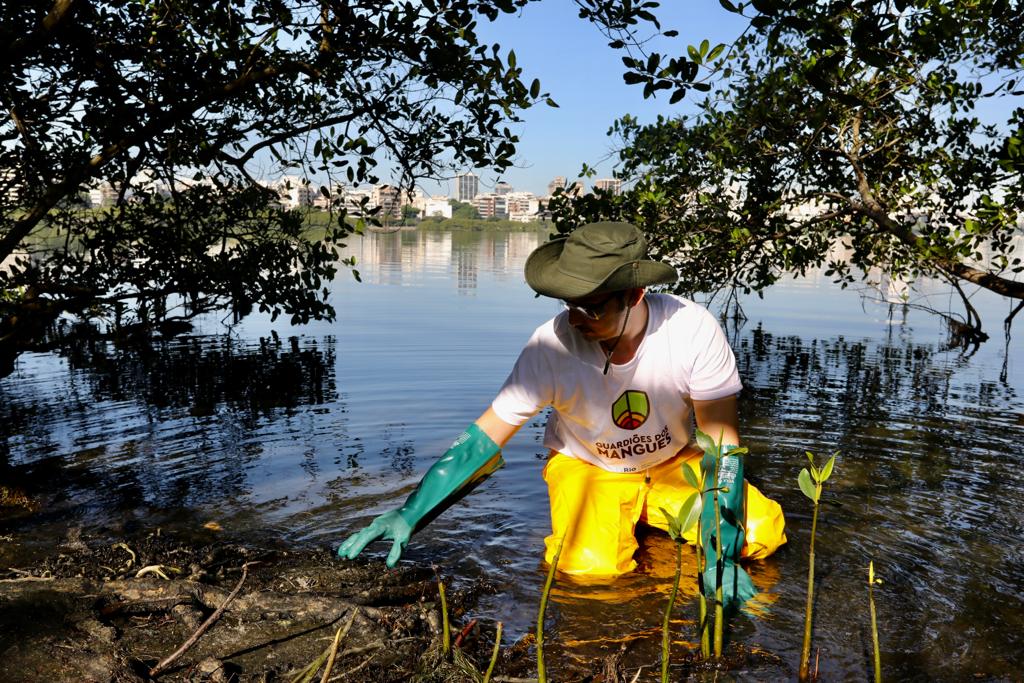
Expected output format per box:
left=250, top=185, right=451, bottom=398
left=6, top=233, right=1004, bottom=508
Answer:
left=602, top=300, right=632, bottom=375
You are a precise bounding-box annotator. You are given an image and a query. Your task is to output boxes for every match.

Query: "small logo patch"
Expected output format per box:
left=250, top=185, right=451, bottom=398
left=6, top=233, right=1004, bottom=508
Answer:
left=612, top=390, right=650, bottom=430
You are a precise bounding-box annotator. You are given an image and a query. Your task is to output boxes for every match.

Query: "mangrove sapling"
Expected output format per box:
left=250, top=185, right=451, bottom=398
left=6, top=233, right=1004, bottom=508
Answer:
left=797, top=451, right=838, bottom=683
left=536, top=536, right=564, bottom=683
left=868, top=561, right=883, bottom=683
left=694, top=429, right=750, bottom=659
left=681, top=461, right=711, bottom=659
left=660, top=490, right=702, bottom=682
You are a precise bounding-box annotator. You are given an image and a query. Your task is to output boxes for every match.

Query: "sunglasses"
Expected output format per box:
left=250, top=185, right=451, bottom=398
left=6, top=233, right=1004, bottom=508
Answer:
left=561, top=292, right=622, bottom=320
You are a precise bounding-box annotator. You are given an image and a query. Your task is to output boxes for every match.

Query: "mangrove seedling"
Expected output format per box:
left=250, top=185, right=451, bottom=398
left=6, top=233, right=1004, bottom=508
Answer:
left=797, top=450, right=838, bottom=682
left=536, top=536, right=564, bottom=683
left=660, top=490, right=701, bottom=682
left=681, top=460, right=711, bottom=659
left=695, top=428, right=750, bottom=658
left=868, top=561, right=883, bottom=683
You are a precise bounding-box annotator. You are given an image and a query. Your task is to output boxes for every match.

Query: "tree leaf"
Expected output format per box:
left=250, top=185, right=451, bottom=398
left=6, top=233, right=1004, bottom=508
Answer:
left=798, top=467, right=817, bottom=502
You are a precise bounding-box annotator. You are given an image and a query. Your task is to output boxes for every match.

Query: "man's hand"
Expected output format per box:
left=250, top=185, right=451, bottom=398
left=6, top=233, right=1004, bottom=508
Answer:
left=337, top=510, right=413, bottom=568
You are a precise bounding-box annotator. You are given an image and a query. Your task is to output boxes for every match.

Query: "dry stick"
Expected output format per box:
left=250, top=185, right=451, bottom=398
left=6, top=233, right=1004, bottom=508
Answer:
left=536, top=536, right=564, bottom=683
left=149, top=562, right=254, bottom=678
left=482, top=621, right=503, bottom=683
left=454, top=617, right=479, bottom=648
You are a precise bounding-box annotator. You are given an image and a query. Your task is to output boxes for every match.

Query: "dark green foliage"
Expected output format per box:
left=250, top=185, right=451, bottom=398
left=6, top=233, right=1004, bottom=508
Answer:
left=0, top=0, right=550, bottom=374
left=553, top=0, right=1024, bottom=339
left=449, top=200, right=483, bottom=221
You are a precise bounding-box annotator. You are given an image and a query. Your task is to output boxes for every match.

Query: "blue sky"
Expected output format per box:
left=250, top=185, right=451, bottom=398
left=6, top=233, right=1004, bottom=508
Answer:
left=419, top=1, right=749, bottom=197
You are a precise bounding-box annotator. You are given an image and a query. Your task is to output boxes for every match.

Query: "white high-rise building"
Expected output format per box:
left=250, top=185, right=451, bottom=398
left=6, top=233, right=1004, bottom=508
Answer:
left=456, top=172, right=479, bottom=202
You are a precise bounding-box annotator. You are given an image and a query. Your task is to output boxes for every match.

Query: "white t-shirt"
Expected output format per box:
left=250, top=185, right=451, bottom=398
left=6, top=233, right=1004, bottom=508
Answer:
left=491, top=294, right=742, bottom=473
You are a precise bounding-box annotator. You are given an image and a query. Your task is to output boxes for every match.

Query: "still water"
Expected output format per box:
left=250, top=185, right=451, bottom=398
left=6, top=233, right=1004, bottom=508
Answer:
left=2, top=228, right=1023, bottom=680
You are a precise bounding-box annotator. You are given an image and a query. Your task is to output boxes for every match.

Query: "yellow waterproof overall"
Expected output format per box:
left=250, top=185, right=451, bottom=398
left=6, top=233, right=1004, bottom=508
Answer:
left=542, top=446, right=787, bottom=575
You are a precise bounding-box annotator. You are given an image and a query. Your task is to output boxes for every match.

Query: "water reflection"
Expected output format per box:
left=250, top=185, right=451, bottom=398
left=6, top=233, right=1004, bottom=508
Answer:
left=0, top=335, right=340, bottom=528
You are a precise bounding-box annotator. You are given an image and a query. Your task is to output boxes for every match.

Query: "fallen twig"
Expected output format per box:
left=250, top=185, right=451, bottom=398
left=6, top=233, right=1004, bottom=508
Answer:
left=148, top=561, right=256, bottom=678
left=328, top=651, right=377, bottom=681
left=136, top=564, right=181, bottom=580
left=454, top=617, right=478, bottom=649
left=0, top=575, right=55, bottom=583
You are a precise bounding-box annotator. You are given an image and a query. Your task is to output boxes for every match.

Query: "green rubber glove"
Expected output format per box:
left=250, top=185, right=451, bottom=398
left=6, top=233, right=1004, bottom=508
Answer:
left=699, top=443, right=757, bottom=611
left=337, top=423, right=503, bottom=567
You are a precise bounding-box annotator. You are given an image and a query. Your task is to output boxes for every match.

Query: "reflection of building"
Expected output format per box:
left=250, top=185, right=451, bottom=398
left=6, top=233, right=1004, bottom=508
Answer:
left=333, top=229, right=546, bottom=290
left=593, top=178, right=622, bottom=195
left=456, top=172, right=479, bottom=202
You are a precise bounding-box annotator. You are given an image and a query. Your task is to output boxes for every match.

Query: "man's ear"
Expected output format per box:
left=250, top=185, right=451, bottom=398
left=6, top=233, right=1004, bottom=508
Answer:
left=627, top=287, right=646, bottom=308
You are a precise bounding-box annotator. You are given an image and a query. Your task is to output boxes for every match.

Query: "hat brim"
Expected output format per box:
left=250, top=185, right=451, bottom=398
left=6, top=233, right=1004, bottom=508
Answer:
left=524, top=237, right=677, bottom=299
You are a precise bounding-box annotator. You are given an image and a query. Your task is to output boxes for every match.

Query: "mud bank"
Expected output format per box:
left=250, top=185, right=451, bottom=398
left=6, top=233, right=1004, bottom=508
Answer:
left=0, top=531, right=543, bottom=682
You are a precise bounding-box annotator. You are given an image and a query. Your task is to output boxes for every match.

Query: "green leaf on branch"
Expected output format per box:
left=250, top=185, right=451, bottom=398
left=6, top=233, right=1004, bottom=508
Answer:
left=798, top=468, right=817, bottom=502
left=680, top=491, right=702, bottom=533
left=683, top=463, right=701, bottom=490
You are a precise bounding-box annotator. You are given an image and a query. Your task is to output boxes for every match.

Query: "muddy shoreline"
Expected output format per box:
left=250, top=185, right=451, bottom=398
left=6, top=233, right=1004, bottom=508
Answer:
left=0, top=528, right=543, bottom=682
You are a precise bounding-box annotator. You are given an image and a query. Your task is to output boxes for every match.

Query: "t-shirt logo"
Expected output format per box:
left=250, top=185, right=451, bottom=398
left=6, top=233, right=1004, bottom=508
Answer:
left=612, top=390, right=649, bottom=430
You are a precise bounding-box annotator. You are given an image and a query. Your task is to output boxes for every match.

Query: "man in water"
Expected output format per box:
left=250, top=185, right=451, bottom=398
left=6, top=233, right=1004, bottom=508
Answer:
left=339, top=221, right=786, bottom=606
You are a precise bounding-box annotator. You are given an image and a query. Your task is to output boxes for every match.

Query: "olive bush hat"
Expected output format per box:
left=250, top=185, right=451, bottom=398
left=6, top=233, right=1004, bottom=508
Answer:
left=524, top=221, right=677, bottom=299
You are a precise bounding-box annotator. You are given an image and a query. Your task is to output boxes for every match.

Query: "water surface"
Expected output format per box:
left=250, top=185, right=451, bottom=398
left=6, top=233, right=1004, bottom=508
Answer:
left=2, top=227, right=1022, bottom=680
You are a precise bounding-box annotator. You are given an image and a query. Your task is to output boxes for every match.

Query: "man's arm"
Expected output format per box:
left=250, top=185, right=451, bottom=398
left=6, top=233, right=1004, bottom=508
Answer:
left=338, top=406, right=521, bottom=566
left=692, top=394, right=740, bottom=446
left=475, top=405, right=521, bottom=447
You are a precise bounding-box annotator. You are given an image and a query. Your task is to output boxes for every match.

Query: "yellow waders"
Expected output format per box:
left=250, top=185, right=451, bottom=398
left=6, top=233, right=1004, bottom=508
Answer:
left=542, top=446, right=787, bottom=576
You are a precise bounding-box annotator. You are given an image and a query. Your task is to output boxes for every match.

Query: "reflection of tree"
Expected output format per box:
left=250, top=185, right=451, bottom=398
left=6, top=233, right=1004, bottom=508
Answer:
left=732, top=325, right=1024, bottom=680
left=0, top=335, right=338, bottom=516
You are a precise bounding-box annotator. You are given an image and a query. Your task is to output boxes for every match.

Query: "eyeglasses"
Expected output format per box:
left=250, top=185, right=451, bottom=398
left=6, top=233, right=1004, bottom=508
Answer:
left=562, top=292, right=621, bottom=320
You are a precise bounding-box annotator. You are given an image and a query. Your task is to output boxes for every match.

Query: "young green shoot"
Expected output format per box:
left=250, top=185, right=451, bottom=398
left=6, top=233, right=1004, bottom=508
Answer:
left=798, top=450, right=838, bottom=683
left=485, top=618, right=505, bottom=683
left=660, top=489, right=701, bottom=682
left=434, top=568, right=451, bottom=656
left=536, top=536, right=564, bottom=683
left=869, top=561, right=883, bottom=683
left=694, top=429, right=748, bottom=658
left=682, top=459, right=711, bottom=659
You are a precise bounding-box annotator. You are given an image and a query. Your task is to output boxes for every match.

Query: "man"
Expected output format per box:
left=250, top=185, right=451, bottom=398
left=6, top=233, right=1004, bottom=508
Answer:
left=339, top=222, right=786, bottom=606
